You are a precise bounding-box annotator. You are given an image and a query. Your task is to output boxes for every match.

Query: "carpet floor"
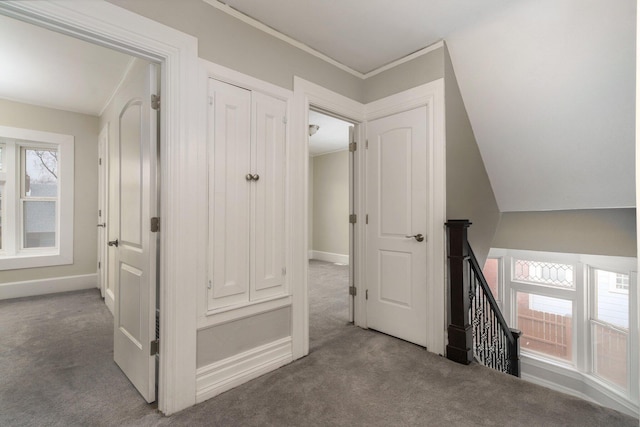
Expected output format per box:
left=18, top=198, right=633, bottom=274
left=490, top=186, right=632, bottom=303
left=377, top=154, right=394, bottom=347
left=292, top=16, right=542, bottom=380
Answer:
left=0, top=260, right=636, bottom=426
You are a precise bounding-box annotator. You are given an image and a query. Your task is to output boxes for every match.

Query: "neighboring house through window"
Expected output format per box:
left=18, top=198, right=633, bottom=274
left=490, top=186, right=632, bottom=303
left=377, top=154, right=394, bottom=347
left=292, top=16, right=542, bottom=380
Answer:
left=0, top=125, right=73, bottom=270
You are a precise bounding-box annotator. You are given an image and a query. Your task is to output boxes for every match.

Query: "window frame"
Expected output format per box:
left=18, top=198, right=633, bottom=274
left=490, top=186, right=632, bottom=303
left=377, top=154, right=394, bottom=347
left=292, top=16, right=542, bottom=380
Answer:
left=489, top=248, right=638, bottom=405
left=0, top=125, right=74, bottom=270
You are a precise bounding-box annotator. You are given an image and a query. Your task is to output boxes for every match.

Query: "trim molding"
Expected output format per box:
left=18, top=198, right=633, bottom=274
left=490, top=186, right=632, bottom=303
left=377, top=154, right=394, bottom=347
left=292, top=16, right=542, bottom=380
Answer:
left=201, top=0, right=443, bottom=80
left=195, top=337, right=293, bottom=403
left=0, top=273, right=97, bottom=300
left=310, top=250, right=349, bottom=265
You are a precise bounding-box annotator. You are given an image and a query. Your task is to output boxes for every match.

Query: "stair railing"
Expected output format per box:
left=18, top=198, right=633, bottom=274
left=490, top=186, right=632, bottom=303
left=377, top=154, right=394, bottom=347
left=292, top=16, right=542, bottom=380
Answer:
left=445, top=220, right=522, bottom=377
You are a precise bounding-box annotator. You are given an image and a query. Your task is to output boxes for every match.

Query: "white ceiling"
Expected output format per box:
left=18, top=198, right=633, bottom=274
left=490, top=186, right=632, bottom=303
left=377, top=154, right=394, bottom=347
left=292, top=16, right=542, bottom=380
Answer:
left=308, top=110, right=352, bottom=156
left=218, top=0, right=636, bottom=212
left=0, top=13, right=133, bottom=116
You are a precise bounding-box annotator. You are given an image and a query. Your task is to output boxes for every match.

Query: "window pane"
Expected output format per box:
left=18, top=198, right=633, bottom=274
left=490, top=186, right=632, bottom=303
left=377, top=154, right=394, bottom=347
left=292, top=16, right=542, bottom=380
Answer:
left=594, top=270, right=629, bottom=329
left=482, top=258, right=499, bottom=300
left=516, top=292, right=573, bottom=361
left=24, top=148, right=58, bottom=197
left=514, top=259, right=574, bottom=288
left=23, top=200, right=56, bottom=248
left=592, top=322, right=628, bottom=389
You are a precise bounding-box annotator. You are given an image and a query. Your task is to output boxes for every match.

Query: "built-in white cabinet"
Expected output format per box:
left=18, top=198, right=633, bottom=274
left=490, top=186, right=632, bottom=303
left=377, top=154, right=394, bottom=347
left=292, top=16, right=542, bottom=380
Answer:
left=207, top=78, right=287, bottom=311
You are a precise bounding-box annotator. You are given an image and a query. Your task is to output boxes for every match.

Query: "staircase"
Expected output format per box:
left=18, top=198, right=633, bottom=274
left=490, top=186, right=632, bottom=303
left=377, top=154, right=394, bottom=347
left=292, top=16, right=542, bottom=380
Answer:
left=445, top=220, right=521, bottom=377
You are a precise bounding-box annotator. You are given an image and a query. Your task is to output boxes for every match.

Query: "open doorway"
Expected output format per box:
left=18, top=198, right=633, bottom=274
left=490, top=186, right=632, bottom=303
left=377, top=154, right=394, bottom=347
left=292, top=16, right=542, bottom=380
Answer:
left=307, top=109, right=356, bottom=350
left=0, top=10, right=160, bottom=405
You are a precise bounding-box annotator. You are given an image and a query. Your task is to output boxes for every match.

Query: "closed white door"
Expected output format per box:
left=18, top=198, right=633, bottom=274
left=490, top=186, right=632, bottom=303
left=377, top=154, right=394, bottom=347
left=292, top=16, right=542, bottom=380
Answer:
left=208, top=79, right=252, bottom=310
left=366, top=106, right=428, bottom=346
left=251, top=91, right=287, bottom=300
left=112, top=60, right=159, bottom=403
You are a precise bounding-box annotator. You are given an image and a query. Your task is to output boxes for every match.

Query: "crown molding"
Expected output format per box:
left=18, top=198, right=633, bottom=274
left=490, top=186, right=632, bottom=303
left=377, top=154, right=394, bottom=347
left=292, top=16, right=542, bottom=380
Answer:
left=203, top=0, right=443, bottom=80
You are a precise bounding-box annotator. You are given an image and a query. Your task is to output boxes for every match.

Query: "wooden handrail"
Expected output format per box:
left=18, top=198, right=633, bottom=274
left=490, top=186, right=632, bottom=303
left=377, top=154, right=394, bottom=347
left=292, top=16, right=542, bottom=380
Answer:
left=445, top=220, right=522, bottom=377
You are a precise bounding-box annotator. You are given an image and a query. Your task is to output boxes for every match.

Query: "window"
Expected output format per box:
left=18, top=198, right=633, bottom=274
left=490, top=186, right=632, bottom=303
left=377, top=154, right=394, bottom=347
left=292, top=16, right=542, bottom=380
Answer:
left=488, top=248, right=638, bottom=404
left=591, top=269, right=629, bottom=390
left=516, top=292, right=573, bottom=362
left=0, top=126, right=73, bottom=270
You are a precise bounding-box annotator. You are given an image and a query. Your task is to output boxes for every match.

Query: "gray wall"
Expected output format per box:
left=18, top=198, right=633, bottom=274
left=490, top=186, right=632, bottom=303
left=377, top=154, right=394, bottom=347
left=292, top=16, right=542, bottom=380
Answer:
left=492, top=209, right=637, bottom=257
left=312, top=150, right=350, bottom=256
left=197, top=307, right=291, bottom=368
left=0, top=98, right=99, bottom=283
left=107, top=0, right=363, bottom=102
left=362, top=47, right=444, bottom=103
left=443, top=44, right=501, bottom=266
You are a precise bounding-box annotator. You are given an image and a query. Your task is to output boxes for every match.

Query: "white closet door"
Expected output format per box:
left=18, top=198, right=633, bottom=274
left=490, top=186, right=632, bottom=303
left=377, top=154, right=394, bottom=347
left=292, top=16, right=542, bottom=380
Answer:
left=251, top=92, right=287, bottom=300
left=208, top=79, right=251, bottom=309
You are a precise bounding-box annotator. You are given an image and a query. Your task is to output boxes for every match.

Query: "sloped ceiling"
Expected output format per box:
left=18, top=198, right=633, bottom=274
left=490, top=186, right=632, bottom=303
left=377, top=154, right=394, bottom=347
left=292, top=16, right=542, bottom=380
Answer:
left=214, top=0, right=636, bottom=212
left=0, top=13, right=133, bottom=116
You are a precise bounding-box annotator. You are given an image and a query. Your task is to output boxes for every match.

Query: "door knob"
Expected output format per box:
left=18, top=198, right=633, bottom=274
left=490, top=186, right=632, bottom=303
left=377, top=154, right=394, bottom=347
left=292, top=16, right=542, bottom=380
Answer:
left=405, top=234, right=424, bottom=242
left=108, top=239, right=119, bottom=247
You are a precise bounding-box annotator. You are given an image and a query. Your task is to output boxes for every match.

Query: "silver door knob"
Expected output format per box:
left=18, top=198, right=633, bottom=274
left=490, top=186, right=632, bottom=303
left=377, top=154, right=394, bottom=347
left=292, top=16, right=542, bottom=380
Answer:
left=405, top=234, right=424, bottom=242
left=108, top=239, right=119, bottom=247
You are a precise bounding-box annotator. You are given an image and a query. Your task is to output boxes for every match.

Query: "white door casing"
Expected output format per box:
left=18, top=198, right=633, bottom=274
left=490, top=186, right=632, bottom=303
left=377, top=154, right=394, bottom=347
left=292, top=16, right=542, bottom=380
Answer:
left=98, top=124, right=110, bottom=307
left=113, top=60, right=159, bottom=403
left=365, top=106, right=429, bottom=346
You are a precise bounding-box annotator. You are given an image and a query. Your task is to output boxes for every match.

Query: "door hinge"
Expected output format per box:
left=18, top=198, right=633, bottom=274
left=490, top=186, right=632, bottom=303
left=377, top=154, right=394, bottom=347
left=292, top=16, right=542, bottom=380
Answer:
left=98, top=261, right=101, bottom=270
left=99, top=158, right=102, bottom=166
left=99, top=209, right=102, bottom=218
left=349, top=142, right=357, bottom=152
left=207, top=280, right=212, bottom=290
left=151, top=94, right=160, bottom=110
left=366, top=289, right=369, bottom=300
left=366, top=214, right=369, bottom=225
left=150, top=339, right=159, bottom=356
left=208, top=96, right=213, bottom=106
left=349, top=286, right=357, bottom=296
left=282, top=267, right=287, bottom=276
left=349, top=214, right=357, bottom=224
left=150, top=217, right=160, bottom=232
left=283, top=116, right=287, bottom=125
left=366, top=139, right=369, bottom=149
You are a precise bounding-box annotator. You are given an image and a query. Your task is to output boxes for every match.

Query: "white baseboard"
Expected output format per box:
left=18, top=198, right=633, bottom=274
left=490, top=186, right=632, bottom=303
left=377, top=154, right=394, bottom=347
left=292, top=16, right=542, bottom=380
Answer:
left=310, top=250, right=349, bottom=265
left=196, top=337, right=293, bottom=403
left=0, top=273, right=98, bottom=300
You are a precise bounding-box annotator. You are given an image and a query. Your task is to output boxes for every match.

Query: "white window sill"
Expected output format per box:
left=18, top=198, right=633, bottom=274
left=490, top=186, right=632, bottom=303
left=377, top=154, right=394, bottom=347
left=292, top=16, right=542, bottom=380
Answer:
left=0, top=251, right=73, bottom=270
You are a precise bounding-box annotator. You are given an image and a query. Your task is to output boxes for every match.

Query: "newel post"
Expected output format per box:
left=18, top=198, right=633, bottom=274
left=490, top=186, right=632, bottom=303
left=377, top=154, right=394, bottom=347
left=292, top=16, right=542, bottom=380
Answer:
left=445, top=220, right=473, bottom=365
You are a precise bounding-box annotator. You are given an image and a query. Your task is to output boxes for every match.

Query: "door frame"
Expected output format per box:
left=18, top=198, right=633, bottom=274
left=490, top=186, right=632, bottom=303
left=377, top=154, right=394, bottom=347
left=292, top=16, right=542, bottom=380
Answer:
left=292, top=77, right=447, bottom=358
left=98, top=123, right=109, bottom=302
left=365, top=80, right=446, bottom=354
left=0, top=1, right=199, bottom=415
left=293, top=77, right=366, bottom=358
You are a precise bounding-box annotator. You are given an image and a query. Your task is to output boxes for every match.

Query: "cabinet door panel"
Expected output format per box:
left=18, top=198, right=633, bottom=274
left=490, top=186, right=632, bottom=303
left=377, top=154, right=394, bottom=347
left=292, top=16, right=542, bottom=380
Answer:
left=251, top=92, right=286, bottom=299
left=208, top=79, right=251, bottom=309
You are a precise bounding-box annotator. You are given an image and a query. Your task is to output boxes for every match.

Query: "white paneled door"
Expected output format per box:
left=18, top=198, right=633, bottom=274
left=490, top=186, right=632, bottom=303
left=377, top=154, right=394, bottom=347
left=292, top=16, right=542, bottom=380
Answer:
left=366, top=106, right=428, bottom=346
left=112, top=60, right=159, bottom=403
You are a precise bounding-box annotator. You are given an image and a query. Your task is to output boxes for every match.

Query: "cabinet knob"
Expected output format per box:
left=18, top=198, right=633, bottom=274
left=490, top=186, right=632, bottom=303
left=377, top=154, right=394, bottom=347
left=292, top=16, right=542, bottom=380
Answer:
left=246, top=174, right=254, bottom=181
left=252, top=174, right=259, bottom=181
